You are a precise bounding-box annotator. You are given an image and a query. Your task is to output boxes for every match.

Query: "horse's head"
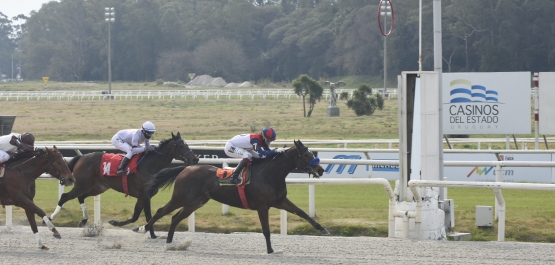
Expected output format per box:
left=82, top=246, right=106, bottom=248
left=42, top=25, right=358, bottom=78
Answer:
left=41, top=146, right=75, bottom=186
left=284, top=140, right=324, bottom=178
left=169, top=132, right=199, bottom=166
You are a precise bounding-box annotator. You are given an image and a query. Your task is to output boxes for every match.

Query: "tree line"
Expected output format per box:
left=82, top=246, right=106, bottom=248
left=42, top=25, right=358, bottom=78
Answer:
left=0, top=0, right=554, bottom=84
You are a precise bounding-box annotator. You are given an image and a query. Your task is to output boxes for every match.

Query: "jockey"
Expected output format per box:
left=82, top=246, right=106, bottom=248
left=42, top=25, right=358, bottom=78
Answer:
left=0, top=132, right=36, bottom=164
left=224, top=127, right=281, bottom=184
left=111, top=121, right=156, bottom=175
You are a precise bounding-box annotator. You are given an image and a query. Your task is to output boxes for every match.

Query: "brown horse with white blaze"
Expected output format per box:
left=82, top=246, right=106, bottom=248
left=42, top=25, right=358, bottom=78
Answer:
left=134, top=140, right=328, bottom=254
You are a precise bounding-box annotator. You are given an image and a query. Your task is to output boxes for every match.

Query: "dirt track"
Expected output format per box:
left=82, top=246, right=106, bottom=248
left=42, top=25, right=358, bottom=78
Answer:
left=1, top=225, right=555, bottom=265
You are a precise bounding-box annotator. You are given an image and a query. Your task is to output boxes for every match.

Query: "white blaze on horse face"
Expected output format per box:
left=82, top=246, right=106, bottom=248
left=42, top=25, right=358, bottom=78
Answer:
left=103, top=162, right=111, bottom=175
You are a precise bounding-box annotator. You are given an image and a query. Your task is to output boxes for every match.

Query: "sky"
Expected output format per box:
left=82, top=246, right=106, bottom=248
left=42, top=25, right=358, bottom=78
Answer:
left=1, top=0, right=58, bottom=19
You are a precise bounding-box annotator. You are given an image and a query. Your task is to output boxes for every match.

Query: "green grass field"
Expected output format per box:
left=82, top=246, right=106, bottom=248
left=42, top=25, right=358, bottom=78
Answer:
left=1, top=81, right=555, bottom=242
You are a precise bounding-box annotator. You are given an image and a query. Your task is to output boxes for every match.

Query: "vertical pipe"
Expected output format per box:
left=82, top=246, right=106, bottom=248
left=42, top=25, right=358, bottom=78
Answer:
left=6, top=205, right=12, bottom=226
left=495, top=164, right=502, bottom=220
left=280, top=210, right=287, bottom=235
left=309, top=185, right=315, bottom=218
left=188, top=212, right=195, bottom=232
left=94, top=195, right=101, bottom=225
left=534, top=73, right=539, bottom=150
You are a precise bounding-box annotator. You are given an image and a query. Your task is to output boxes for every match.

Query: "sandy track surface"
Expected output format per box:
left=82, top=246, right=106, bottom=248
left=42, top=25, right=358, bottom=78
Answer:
left=1, top=225, right=555, bottom=265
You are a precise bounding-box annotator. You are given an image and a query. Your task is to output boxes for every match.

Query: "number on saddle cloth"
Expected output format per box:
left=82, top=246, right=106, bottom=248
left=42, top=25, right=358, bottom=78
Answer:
left=101, top=153, right=143, bottom=177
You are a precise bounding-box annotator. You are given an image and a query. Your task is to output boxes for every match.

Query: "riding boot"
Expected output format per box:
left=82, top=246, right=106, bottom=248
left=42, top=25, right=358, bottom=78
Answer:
left=230, top=159, right=248, bottom=184
left=117, top=157, right=130, bottom=175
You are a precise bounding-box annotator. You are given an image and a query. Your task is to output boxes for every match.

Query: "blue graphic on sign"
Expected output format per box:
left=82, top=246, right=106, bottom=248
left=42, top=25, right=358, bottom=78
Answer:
left=324, top=155, right=367, bottom=174
left=371, top=159, right=399, bottom=172
left=449, top=79, right=499, bottom=103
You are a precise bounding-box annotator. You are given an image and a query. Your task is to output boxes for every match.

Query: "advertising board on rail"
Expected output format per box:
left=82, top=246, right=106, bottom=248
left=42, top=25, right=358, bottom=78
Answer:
left=312, top=151, right=554, bottom=183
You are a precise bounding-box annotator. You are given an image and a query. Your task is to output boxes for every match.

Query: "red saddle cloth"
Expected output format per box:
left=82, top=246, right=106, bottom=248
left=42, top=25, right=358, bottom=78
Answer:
left=100, top=153, right=142, bottom=177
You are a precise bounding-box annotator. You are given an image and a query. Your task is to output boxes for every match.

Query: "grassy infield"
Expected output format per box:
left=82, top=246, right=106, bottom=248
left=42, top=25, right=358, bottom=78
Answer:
left=2, top=81, right=555, bottom=242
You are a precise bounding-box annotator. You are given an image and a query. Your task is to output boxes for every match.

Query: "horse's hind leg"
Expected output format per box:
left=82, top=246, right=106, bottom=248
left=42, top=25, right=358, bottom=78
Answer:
left=77, top=195, right=90, bottom=227
left=256, top=208, right=275, bottom=254
left=108, top=196, right=144, bottom=227
left=166, top=203, right=204, bottom=244
left=134, top=197, right=185, bottom=236
left=274, top=197, right=329, bottom=235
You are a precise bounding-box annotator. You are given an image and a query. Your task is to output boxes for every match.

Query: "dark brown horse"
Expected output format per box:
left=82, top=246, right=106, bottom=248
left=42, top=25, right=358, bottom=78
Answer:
left=49, top=132, right=198, bottom=238
left=0, top=146, right=75, bottom=250
left=134, top=140, right=328, bottom=254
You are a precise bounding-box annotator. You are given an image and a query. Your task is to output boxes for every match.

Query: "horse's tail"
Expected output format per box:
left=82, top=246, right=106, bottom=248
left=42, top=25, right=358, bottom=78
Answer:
left=67, top=155, right=82, bottom=172
left=145, top=166, right=186, bottom=197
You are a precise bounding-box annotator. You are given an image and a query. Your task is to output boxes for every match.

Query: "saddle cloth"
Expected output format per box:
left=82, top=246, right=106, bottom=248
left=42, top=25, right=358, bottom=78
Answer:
left=216, top=164, right=251, bottom=186
left=100, top=153, right=142, bottom=177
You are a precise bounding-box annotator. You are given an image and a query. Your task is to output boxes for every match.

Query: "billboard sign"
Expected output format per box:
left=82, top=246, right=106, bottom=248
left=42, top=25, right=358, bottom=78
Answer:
left=442, top=72, right=531, bottom=134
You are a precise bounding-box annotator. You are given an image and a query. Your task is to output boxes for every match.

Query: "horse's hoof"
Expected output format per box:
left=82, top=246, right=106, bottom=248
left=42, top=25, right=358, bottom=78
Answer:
left=53, top=233, right=61, bottom=239
left=78, top=219, right=88, bottom=227
left=131, top=226, right=140, bottom=233
left=321, top=228, right=330, bottom=235
left=40, top=245, right=49, bottom=250
left=108, top=220, right=117, bottom=226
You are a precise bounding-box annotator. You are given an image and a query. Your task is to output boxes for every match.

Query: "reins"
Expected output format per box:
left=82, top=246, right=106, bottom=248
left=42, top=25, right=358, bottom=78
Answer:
left=7, top=151, right=64, bottom=184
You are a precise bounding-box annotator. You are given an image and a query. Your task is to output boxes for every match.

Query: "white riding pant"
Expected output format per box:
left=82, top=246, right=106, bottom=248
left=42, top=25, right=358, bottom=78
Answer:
left=224, top=142, right=258, bottom=161
left=0, top=150, right=10, bottom=163
left=111, top=135, right=145, bottom=159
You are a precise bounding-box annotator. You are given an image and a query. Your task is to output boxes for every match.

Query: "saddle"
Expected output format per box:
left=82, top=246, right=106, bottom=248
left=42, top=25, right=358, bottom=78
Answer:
left=100, top=153, right=142, bottom=177
left=216, top=163, right=251, bottom=186
left=99, top=153, right=143, bottom=197
left=216, top=163, right=252, bottom=209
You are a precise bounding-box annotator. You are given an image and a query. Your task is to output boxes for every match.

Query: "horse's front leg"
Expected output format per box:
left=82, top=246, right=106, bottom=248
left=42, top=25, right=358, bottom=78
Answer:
left=109, top=197, right=143, bottom=227
left=22, top=202, right=61, bottom=250
left=274, top=197, right=330, bottom=235
left=256, top=208, right=274, bottom=254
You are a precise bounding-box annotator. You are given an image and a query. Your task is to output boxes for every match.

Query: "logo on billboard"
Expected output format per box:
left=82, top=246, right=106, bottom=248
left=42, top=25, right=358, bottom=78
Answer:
left=466, top=155, right=514, bottom=178
left=446, top=79, right=501, bottom=131
left=324, top=155, right=368, bottom=174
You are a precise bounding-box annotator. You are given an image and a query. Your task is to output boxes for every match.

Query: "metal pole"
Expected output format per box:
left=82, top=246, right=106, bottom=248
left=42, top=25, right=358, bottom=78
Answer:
left=108, top=13, right=112, bottom=95
left=533, top=73, right=539, bottom=150
left=384, top=7, right=387, bottom=93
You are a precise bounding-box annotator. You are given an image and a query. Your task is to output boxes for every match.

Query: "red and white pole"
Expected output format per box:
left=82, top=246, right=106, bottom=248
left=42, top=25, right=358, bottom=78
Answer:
left=533, top=72, right=539, bottom=150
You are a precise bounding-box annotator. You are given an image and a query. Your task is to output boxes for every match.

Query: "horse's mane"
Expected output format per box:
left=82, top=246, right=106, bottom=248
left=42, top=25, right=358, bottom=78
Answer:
left=157, top=138, right=173, bottom=149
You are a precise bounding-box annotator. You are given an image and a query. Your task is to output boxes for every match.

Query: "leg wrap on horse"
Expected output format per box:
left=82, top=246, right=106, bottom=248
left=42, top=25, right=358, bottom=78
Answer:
left=35, top=232, right=43, bottom=248
left=81, top=203, right=89, bottom=220
left=50, top=205, right=62, bottom=220
left=43, top=216, right=55, bottom=230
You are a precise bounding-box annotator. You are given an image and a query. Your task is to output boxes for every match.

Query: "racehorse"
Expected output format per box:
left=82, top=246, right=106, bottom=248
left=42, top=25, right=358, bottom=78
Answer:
left=134, top=140, right=328, bottom=254
left=0, top=146, right=75, bottom=250
left=49, top=132, right=198, bottom=239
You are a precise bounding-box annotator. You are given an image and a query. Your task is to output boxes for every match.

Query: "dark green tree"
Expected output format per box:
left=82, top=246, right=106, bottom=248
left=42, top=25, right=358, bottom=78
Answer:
left=292, top=74, right=323, bottom=117
left=346, top=84, right=384, bottom=116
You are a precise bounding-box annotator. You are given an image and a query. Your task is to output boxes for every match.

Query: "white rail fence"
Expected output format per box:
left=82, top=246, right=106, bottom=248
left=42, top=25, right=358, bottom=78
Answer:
left=3, top=146, right=555, bottom=240
left=1, top=88, right=392, bottom=101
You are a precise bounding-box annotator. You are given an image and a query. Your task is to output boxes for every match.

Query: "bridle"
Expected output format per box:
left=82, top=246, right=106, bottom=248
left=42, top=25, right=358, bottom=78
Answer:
left=282, top=146, right=321, bottom=177
left=172, top=139, right=194, bottom=166
left=7, top=149, right=66, bottom=185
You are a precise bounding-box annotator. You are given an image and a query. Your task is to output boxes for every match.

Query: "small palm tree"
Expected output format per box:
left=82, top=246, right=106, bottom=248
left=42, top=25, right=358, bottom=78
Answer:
left=292, top=74, right=323, bottom=117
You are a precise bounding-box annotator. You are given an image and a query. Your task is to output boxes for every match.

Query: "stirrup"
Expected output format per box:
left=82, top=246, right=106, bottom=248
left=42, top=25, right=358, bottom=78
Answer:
left=117, top=169, right=128, bottom=175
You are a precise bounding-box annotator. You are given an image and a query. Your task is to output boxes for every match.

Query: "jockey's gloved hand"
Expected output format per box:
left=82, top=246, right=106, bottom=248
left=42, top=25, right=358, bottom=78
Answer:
left=274, top=148, right=286, bottom=153
left=145, top=145, right=156, bottom=152
left=35, top=147, right=45, bottom=155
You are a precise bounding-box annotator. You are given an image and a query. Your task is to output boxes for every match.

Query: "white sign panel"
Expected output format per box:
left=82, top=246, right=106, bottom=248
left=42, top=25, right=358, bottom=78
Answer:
left=298, top=151, right=553, bottom=183
left=442, top=72, right=531, bottom=134
left=539, top=72, right=555, bottom=134
left=444, top=153, right=552, bottom=183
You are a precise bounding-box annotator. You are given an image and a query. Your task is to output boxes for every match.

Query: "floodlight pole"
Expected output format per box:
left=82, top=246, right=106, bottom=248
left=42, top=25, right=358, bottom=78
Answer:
left=105, top=7, right=115, bottom=96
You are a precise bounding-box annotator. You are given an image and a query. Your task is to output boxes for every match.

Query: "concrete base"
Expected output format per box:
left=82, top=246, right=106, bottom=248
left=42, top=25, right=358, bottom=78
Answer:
left=394, top=188, right=446, bottom=240
left=327, top=106, right=340, bottom=117
left=447, top=232, right=472, bottom=241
